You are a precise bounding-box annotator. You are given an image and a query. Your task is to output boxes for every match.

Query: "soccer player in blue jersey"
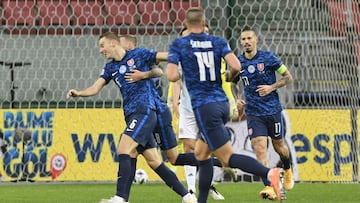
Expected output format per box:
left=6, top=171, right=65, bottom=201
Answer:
left=118, top=34, right=208, bottom=203
left=120, top=35, right=225, bottom=168
left=167, top=7, right=283, bottom=203
left=120, top=34, right=226, bottom=201
left=119, top=35, right=223, bottom=168
left=172, top=27, right=231, bottom=200
left=66, top=32, right=196, bottom=203
left=120, top=34, right=228, bottom=200
left=231, top=26, right=294, bottom=200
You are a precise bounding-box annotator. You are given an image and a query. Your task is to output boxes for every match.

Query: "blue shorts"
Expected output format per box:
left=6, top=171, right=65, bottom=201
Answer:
left=153, top=106, right=178, bottom=151
left=136, top=141, right=157, bottom=154
left=247, top=111, right=284, bottom=140
left=194, top=101, right=230, bottom=151
left=124, top=103, right=157, bottom=148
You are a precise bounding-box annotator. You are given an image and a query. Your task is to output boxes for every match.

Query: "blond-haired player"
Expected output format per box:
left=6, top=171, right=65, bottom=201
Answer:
left=171, top=26, right=238, bottom=200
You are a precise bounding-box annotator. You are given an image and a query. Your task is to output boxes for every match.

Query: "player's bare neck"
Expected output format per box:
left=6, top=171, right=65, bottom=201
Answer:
left=245, top=50, right=257, bottom=60
left=188, top=27, right=203, bottom=34
left=114, top=47, right=126, bottom=61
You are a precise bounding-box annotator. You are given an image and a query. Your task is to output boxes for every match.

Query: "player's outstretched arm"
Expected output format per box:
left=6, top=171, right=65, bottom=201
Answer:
left=172, top=79, right=181, bottom=118
left=66, top=78, right=106, bottom=99
left=224, top=52, right=241, bottom=82
left=230, top=82, right=242, bottom=100
left=167, top=63, right=180, bottom=82
left=125, top=66, right=163, bottom=83
left=156, top=52, right=168, bottom=63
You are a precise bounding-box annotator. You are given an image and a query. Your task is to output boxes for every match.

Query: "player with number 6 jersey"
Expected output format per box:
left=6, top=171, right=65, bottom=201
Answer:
left=66, top=32, right=179, bottom=203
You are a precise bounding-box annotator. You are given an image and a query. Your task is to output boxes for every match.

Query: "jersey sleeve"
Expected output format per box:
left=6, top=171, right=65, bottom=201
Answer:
left=100, top=64, right=112, bottom=85
left=141, top=48, right=158, bottom=67
left=268, top=51, right=283, bottom=71
left=220, top=38, right=233, bottom=58
left=168, top=39, right=180, bottom=65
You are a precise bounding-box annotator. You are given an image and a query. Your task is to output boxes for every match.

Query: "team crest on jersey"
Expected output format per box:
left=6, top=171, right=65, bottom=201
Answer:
left=119, top=65, right=127, bottom=74
left=127, top=58, right=135, bottom=66
left=248, top=65, right=256, bottom=74
left=257, top=63, right=265, bottom=73
left=127, top=58, right=137, bottom=69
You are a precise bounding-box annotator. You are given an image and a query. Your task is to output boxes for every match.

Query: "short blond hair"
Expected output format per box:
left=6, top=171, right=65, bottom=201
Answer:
left=120, top=34, right=137, bottom=46
left=99, top=31, right=119, bottom=42
left=185, top=7, right=204, bottom=26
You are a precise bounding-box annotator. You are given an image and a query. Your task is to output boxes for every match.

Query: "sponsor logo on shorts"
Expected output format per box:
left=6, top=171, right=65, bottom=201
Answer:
left=248, top=128, right=253, bottom=135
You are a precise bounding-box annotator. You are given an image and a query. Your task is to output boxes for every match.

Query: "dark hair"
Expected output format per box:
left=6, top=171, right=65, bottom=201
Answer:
left=179, top=27, right=187, bottom=36
left=241, top=26, right=254, bottom=33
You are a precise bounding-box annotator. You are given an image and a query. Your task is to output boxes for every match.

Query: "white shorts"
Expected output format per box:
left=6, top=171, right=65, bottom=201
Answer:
left=178, top=112, right=199, bottom=140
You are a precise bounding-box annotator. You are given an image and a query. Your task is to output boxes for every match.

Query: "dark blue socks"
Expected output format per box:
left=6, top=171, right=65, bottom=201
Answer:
left=228, top=154, right=269, bottom=180
left=197, top=159, right=213, bottom=203
left=154, top=163, right=188, bottom=197
left=116, top=154, right=131, bottom=199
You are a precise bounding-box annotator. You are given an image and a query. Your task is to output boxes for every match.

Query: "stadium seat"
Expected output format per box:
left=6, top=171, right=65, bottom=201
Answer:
left=350, top=1, right=360, bottom=35
left=171, top=0, right=200, bottom=27
left=104, top=0, right=138, bottom=26
left=37, top=0, right=71, bottom=35
left=70, top=0, right=104, bottom=34
left=326, top=0, right=360, bottom=36
left=138, top=0, right=172, bottom=34
left=2, top=0, right=37, bottom=34
left=104, top=0, right=138, bottom=35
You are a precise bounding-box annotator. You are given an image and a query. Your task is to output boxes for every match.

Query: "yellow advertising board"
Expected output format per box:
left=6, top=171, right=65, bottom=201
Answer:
left=1, top=108, right=359, bottom=182
left=0, top=109, right=184, bottom=182
left=287, top=109, right=354, bottom=182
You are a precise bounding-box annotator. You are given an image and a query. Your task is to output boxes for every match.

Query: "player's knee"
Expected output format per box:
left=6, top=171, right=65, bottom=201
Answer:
left=167, top=156, right=177, bottom=165
left=182, top=139, right=196, bottom=152
left=220, top=159, right=229, bottom=167
left=251, top=138, right=268, bottom=152
left=183, top=145, right=195, bottom=153
left=194, top=151, right=211, bottom=161
left=163, top=148, right=179, bottom=165
left=274, top=145, right=289, bottom=157
left=146, top=159, right=161, bottom=169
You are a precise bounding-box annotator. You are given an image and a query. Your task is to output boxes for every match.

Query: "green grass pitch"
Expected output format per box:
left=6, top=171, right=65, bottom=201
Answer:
left=1, top=182, right=359, bottom=203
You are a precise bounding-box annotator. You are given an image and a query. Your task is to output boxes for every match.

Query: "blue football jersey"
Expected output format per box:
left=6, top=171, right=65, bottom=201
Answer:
left=100, top=48, right=157, bottom=116
left=168, top=33, right=232, bottom=109
left=234, top=50, right=283, bottom=116
left=150, top=79, right=168, bottom=113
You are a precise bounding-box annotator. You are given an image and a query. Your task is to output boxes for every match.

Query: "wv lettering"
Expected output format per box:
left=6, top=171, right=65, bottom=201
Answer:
left=71, top=133, right=118, bottom=162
